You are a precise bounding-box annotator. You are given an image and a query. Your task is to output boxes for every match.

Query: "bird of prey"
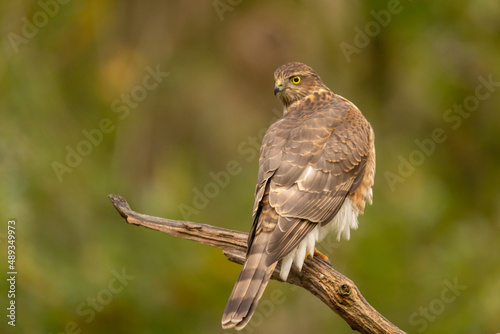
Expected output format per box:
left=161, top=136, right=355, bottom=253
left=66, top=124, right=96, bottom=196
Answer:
left=221, top=62, right=376, bottom=330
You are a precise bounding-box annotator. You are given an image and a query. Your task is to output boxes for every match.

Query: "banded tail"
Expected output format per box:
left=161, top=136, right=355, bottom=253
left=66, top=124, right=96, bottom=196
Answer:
left=221, top=232, right=277, bottom=330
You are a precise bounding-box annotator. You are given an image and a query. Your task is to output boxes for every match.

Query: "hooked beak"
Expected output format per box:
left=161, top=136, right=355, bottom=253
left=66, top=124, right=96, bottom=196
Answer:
left=274, top=79, right=284, bottom=95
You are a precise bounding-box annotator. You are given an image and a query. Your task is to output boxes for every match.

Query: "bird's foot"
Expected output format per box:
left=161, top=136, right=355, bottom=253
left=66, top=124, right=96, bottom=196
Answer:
left=305, top=248, right=331, bottom=264
left=313, top=248, right=331, bottom=264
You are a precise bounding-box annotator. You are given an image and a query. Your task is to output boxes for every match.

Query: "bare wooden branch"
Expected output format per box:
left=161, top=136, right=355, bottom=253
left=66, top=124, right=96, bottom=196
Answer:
left=108, top=194, right=406, bottom=334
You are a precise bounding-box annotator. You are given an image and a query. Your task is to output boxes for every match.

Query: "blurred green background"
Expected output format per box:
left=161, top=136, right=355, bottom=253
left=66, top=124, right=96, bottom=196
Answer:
left=1, top=0, right=499, bottom=333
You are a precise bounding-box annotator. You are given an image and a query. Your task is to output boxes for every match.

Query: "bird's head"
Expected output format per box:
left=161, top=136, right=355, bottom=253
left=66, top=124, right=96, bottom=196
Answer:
left=273, top=62, right=327, bottom=107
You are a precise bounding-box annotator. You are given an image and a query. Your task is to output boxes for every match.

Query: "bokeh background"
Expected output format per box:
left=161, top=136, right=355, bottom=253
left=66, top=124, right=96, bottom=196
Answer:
left=1, top=0, right=499, bottom=333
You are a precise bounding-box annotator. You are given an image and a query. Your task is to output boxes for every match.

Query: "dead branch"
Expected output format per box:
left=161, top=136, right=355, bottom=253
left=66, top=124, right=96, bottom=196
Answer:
left=108, top=194, right=406, bottom=334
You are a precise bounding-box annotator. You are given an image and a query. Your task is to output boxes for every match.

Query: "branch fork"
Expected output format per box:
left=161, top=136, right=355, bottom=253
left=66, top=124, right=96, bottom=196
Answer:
left=108, top=194, right=405, bottom=334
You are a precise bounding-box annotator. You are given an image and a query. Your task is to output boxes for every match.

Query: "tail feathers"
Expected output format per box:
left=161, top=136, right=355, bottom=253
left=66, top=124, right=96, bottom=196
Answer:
left=222, top=234, right=276, bottom=330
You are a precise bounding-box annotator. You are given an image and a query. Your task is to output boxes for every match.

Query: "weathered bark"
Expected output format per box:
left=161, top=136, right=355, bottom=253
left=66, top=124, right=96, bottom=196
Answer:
left=108, top=194, right=406, bottom=334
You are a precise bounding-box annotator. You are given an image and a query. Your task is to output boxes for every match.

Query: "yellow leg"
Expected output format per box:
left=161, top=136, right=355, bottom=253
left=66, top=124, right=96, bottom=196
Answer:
left=313, top=248, right=330, bottom=264
left=305, top=248, right=331, bottom=264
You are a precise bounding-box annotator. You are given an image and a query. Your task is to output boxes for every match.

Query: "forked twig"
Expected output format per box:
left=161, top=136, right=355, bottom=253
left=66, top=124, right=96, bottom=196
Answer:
left=108, top=194, right=405, bottom=334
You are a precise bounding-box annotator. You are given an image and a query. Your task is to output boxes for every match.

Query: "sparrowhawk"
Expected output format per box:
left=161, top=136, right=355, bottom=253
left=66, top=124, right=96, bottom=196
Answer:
left=222, top=62, right=376, bottom=330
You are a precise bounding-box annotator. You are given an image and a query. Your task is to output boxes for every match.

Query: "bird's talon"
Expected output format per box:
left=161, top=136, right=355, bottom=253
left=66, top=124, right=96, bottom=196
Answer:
left=313, top=248, right=331, bottom=264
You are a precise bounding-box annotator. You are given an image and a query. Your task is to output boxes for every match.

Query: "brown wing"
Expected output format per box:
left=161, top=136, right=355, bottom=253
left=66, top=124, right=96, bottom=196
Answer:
left=250, top=93, right=371, bottom=264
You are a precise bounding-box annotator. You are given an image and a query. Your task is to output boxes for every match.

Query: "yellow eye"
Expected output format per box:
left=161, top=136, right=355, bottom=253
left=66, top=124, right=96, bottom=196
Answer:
left=290, top=76, right=301, bottom=84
